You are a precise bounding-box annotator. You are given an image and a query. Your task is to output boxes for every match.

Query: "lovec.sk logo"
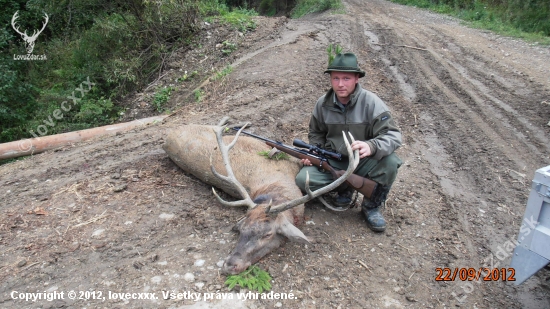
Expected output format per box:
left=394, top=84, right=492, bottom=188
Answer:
left=11, top=11, right=48, bottom=60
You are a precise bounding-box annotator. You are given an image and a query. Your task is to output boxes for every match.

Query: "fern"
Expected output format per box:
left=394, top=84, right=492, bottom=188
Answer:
left=225, top=265, right=272, bottom=293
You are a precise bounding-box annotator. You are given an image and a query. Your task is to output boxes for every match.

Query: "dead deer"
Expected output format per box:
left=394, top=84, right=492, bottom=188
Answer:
left=163, top=119, right=358, bottom=274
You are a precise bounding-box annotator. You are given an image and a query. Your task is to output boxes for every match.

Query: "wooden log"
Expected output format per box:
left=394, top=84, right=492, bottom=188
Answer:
left=0, top=116, right=166, bottom=160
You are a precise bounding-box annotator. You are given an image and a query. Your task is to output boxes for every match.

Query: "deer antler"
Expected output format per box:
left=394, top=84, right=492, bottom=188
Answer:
left=267, top=132, right=359, bottom=214
left=210, top=123, right=257, bottom=209
left=11, top=11, right=48, bottom=39
left=11, top=11, right=26, bottom=37
left=29, top=13, right=49, bottom=40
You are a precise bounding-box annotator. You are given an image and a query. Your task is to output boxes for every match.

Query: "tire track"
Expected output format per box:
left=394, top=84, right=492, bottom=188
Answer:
left=343, top=0, right=549, bottom=307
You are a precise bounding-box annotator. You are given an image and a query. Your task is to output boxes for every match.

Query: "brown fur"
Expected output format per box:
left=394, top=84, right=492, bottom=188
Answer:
left=163, top=125, right=302, bottom=206
left=163, top=125, right=307, bottom=274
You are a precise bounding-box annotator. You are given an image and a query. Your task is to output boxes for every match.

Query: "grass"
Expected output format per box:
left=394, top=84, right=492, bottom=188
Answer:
left=201, top=1, right=258, bottom=32
left=258, top=150, right=290, bottom=161
left=220, top=7, right=258, bottom=32
left=389, top=0, right=550, bottom=45
left=212, top=66, right=233, bottom=81
left=194, top=89, right=204, bottom=102
left=291, top=0, right=344, bottom=18
left=221, top=40, right=237, bottom=55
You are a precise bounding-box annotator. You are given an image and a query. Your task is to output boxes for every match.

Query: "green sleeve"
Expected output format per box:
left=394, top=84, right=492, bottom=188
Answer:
left=308, top=114, right=327, bottom=147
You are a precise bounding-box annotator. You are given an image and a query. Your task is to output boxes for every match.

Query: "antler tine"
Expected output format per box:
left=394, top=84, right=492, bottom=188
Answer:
left=11, top=11, right=26, bottom=36
left=210, top=123, right=256, bottom=209
left=41, top=13, right=49, bottom=31
left=268, top=131, right=360, bottom=214
left=30, top=13, right=49, bottom=39
left=227, top=122, right=249, bottom=150
left=217, top=116, right=230, bottom=127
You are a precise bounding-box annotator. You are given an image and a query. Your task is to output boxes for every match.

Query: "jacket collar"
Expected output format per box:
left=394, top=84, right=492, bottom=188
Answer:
left=323, top=83, right=363, bottom=109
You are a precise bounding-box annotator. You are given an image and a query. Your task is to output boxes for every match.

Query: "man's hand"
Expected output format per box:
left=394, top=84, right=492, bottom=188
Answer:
left=301, top=158, right=313, bottom=166
left=351, top=141, right=372, bottom=158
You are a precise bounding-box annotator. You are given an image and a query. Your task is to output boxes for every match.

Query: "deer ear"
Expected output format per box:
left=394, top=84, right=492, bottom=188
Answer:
left=277, top=216, right=310, bottom=244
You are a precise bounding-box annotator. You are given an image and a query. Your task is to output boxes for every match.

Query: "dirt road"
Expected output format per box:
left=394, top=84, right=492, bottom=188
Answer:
left=1, top=0, right=549, bottom=308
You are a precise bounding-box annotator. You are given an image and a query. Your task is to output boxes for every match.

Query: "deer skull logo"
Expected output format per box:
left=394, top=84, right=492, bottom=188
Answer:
left=11, top=11, right=49, bottom=54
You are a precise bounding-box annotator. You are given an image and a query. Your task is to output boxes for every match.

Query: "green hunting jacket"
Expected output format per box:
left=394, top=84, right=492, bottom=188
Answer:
left=308, top=84, right=402, bottom=161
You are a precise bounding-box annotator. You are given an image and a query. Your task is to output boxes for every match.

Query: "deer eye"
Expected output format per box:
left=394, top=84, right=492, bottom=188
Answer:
left=262, top=233, right=273, bottom=239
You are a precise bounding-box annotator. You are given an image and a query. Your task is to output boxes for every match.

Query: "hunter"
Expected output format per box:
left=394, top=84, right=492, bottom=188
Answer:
left=296, top=52, right=402, bottom=232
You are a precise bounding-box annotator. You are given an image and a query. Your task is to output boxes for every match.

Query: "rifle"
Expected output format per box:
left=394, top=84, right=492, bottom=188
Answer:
left=232, top=127, right=378, bottom=199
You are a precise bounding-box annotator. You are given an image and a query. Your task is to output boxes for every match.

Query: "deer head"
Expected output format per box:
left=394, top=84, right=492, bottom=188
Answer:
left=210, top=122, right=359, bottom=274
left=11, top=11, right=49, bottom=54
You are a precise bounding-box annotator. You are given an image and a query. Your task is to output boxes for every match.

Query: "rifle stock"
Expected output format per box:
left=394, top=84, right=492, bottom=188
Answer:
left=333, top=170, right=377, bottom=199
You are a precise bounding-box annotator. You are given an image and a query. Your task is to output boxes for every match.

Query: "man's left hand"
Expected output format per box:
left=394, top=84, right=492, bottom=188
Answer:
left=351, top=141, right=372, bottom=158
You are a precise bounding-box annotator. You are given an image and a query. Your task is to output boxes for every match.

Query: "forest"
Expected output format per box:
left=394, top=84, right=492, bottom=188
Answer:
left=0, top=0, right=548, bottom=145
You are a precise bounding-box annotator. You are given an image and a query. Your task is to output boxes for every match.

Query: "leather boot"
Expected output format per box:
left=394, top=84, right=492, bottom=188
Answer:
left=334, top=187, right=353, bottom=208
left=361, top=185, right=390, bottom=232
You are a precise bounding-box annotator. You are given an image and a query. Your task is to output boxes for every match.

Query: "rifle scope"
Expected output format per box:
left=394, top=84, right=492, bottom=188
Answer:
left=292, top=139, right=342, bottom=161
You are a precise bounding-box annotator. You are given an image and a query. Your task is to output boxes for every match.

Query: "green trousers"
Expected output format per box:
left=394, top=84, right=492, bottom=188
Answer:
left=295, top=153, right=402, bottom=192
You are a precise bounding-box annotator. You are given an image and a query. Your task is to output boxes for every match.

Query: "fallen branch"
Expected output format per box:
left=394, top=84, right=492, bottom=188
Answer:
left=372, top=43, right=427, bottom=51
left=72, top=210, right=108, bottom=228
left=22, top=262, right=40, bottom=271
left=398, top=243, right=412, bottom=253
left=357, top=260, right=373, bottom=273
left=144, top=72, right=170, bottom=92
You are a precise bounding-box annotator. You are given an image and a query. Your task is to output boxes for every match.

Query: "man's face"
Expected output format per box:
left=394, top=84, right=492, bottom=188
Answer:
left=330, top=72, right=359, bottom=103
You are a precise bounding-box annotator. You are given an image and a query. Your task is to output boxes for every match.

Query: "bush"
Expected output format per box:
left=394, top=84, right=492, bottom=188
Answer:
left=0, top=0, right=200, bottom=142
left=152, top=87, right=174, bottom=112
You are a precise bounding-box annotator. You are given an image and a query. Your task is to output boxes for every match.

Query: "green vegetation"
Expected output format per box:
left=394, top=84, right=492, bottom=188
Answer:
left=291, top=0, right=344, bottom=18
left=1, top=0, right=202, bottom=143
left=258, top=150, right=290, bottom=160
left=6, top=0, right=544, bottom=147
left=326, top=43, right=343, bottom=65
left=389, top=0, right=550, bottom=44
left=0, top=0, right=347, bottom=144
left=177, top=70, right=199, bottom=82
left=221, top=40, right=237, bottom=55
left=152, top=87, right=175, bottom=112
left=225, top=265, right=272, bottom=293
left=194, top=89, right=205, bottom=102
left=212, top=65, right=233, bottom=81
left=201, top=1, right=258, bottom=32
left=223, top=0, right=343, bottom=18
left=0, top=0, right=259, bottom=144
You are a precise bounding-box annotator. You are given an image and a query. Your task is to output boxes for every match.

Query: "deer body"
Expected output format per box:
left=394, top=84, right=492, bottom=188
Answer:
left=163, top=125, right=307, bottom=274
left=163, top=123, right=358, bottom=274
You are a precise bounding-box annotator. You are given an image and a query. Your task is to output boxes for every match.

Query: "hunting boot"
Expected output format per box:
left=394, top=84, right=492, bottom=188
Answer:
left=362, top=184, right=391, bottom=232
left=334, top=186, right=354, bottom=208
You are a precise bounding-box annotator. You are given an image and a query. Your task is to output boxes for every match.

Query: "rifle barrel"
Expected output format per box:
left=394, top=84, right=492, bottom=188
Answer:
left=231, top=127, right=325, bottom=160
left=231, top=127, right=281, bottom=144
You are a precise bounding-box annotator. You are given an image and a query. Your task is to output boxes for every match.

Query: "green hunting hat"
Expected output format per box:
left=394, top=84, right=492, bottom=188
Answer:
left=324, top=53, right=365, bottom=78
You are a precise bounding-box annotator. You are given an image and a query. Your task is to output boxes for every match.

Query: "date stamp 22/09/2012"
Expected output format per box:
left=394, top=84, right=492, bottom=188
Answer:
left=435, top=267, right=516, bottom=282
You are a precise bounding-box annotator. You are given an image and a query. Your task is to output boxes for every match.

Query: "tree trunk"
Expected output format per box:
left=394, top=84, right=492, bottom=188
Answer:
left=0, top=115, right=166, bottom=160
